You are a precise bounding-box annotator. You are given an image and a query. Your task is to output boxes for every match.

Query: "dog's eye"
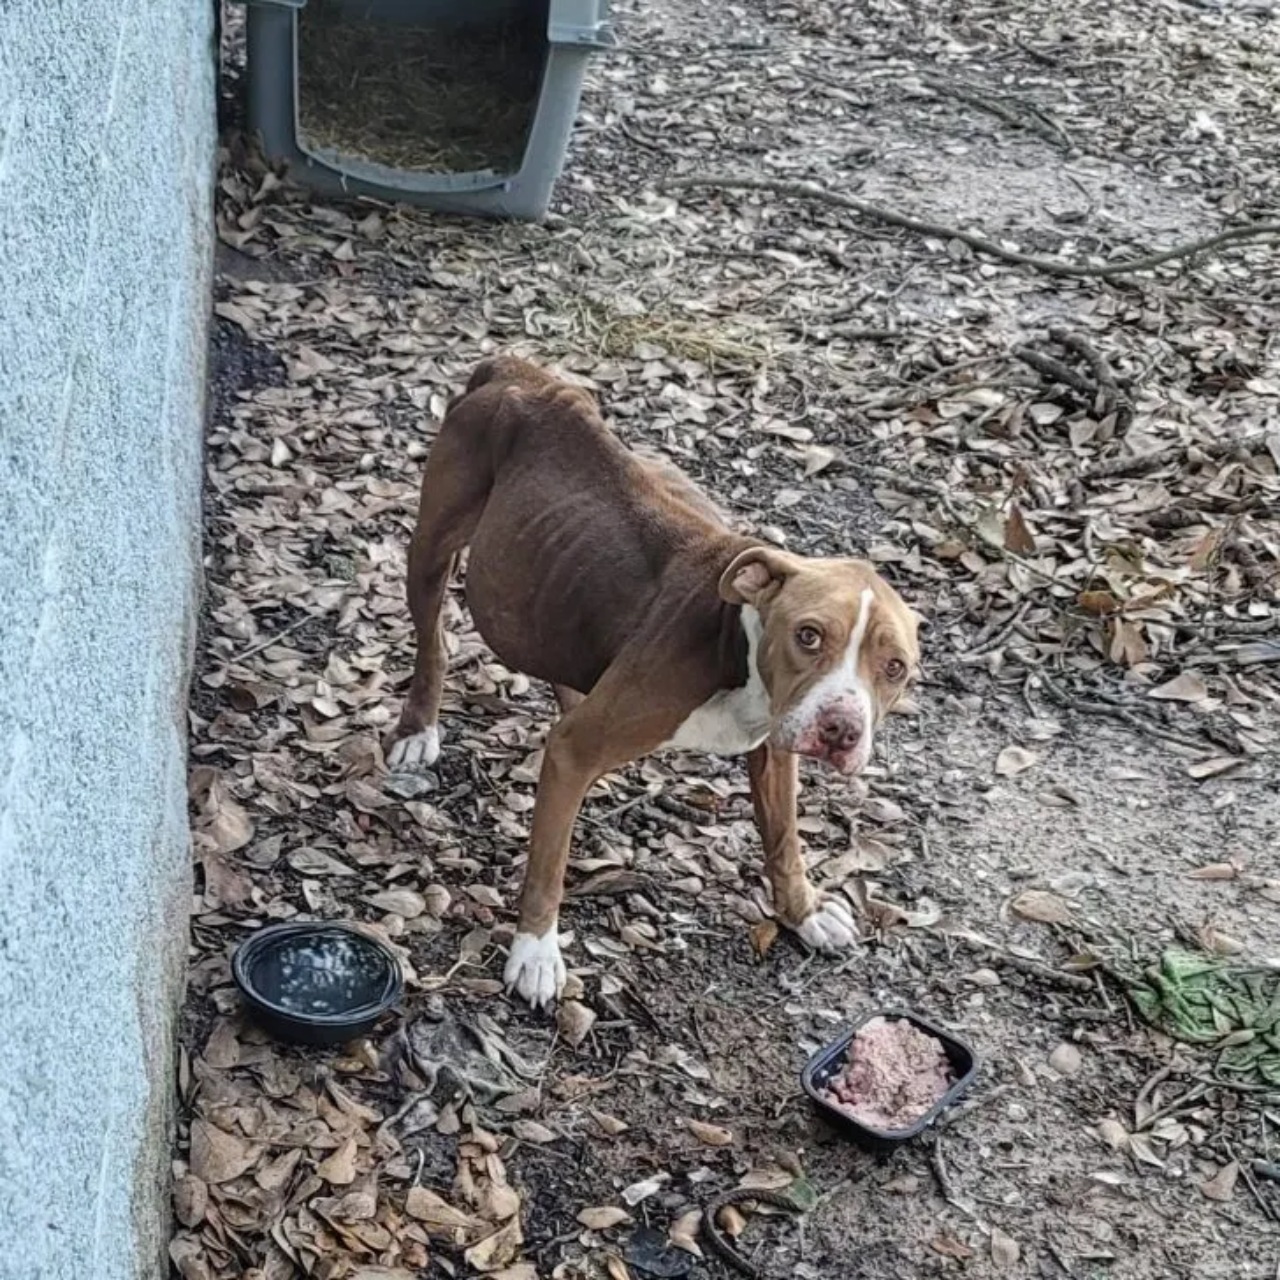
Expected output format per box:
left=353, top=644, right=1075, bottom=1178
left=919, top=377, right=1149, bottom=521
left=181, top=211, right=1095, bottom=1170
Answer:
left=885, top=657, right=907, bottom=681
left=795, top=625, right=823, bottom=652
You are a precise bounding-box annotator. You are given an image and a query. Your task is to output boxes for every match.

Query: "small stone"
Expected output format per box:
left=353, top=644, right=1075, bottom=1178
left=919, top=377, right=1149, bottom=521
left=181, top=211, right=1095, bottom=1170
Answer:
left=1005, top=1103, right=1029, bottom=1123
left=1048, top=1042, right=1082, bottom=1076
left=966, top=968, right=1001, bottom=987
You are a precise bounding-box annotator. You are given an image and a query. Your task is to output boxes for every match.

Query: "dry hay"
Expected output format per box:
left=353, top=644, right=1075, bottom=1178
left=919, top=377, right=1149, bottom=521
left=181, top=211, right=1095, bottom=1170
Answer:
left=297, top=4, right=544, bottom=175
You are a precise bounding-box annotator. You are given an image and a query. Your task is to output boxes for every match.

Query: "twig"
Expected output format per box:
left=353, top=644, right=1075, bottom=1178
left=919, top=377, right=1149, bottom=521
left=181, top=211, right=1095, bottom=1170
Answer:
left=964, top=600, right=1034, bottom=658
left=221, top=611, right=323, bottom=665
left=663, top=174, right=1280, bottom=280
left=1011, top=345, right=1100, bottom=400
left=1036, top=668, right=1212, bottom=753
left=924, top=76, right=1072, bottom=149
left=938, top=1083, right=1014, bottom=1129
left=1083, top=431, right=1273, bottom=481
left=995, top=951, right=1097, bottom=992
left=1049, top=328, right=1124, bottom=417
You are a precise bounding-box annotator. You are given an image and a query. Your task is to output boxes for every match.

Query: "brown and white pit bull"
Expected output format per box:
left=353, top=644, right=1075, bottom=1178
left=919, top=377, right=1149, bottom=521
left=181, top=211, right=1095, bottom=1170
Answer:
left=387, top=356, right=921, bottom=1007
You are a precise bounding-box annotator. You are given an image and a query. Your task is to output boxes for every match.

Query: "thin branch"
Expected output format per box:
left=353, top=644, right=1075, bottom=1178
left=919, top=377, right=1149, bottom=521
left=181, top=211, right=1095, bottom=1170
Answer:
left=663, top=174, right=1280, bottom=280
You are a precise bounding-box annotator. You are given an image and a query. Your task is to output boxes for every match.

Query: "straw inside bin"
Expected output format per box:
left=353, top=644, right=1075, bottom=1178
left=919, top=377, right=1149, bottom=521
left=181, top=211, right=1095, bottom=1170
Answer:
left=297, top=0, right=548, bottom=176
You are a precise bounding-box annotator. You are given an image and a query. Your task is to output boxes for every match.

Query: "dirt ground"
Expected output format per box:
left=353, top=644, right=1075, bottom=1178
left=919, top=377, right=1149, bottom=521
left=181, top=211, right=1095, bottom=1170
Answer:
left=177, top=1, right=1280, bottom=1278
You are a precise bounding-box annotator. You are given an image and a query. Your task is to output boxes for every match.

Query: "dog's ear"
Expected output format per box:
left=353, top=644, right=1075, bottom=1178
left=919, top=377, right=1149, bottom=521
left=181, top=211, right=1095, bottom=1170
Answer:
left=719, top=546, right=797, bottom=606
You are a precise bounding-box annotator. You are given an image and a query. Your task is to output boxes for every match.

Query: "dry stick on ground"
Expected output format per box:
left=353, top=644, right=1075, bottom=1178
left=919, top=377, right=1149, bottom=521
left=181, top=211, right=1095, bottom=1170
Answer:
left=1049, top=327, right=1124, bottom=414
left=662, top=175, right=1280, bottom=280
left=923, top=76, right=1074, bottom=150
left=1083, top=429, right=1274, bottom=481
left=1011, top=345, right=1100, bottom=399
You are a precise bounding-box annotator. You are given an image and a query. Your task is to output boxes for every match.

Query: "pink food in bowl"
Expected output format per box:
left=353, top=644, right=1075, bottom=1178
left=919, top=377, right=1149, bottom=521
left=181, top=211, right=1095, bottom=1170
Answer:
left=821, top=1016, right=953, bottom=1131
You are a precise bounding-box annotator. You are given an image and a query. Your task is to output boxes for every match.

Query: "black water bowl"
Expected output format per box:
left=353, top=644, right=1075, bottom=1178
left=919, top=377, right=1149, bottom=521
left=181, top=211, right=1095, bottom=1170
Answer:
left=801, top=1009, right=978, bottom=1151
left=232, top=922, right=403, bottom=1046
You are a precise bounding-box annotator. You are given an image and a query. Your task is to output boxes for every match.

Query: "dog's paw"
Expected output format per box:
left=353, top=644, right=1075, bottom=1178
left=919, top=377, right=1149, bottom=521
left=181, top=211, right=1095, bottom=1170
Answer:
left=387, top=725, right=441, bottom=772
left=795, top=898, right=860, bottom=952
left=504, top=929, right=566, bottom=1008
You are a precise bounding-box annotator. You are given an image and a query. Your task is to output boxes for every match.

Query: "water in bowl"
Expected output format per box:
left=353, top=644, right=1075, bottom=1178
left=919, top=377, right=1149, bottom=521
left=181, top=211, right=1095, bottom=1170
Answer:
left=251, top=932, right=391, bottom=1016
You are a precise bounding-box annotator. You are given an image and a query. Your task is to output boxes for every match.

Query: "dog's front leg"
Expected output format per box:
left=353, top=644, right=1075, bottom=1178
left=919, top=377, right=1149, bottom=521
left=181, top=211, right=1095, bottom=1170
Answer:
left=502, top=718, right=592, bottom=1007
left=504, top=673, right=676, bottom=1007
left=747, top=742, right=859, bottom=952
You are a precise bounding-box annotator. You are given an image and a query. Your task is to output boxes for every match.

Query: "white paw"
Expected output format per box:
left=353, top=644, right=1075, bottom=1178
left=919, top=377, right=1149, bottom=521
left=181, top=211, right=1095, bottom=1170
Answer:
left=387, top=725, right=441, bottom=771
left=503, top=929, right=566, bottom=1009
left=796, top=898, right=860, bottom=952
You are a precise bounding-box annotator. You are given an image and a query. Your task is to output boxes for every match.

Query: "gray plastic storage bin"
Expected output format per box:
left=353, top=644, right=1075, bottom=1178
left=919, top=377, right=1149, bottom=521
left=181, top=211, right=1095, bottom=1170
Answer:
left=243, top=0, right=613, bottom=221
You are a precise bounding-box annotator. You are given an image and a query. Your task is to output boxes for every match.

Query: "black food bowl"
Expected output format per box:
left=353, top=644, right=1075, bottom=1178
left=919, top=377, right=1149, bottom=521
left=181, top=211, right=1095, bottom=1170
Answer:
left=802, top=1008, right=978, bottom=1150
left=232, top=922, right=403, bottom=1046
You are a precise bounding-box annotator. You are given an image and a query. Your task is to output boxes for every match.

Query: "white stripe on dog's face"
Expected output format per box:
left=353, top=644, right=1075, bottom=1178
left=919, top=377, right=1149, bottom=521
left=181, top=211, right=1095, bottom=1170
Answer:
left=775, top=588, right=876, bottom=773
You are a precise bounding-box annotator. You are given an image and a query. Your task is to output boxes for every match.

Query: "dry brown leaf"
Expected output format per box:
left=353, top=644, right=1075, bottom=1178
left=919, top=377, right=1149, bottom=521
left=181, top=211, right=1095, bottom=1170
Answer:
left=202, top=1019, right=241, bottom=1070
left=576, top=1205, right=632, bottom=1230
left=464, top=1217, right=524, bottom=1272
left=802, top=444, right=838, bottom=476
left=605, top=1257, right=632, bottom=1280
left=669, top=1208, right=704, bottom=1257
left=512, top=1119, right=557, bottom=1144
left=1187, top=756, right=1242, bottom=780
left=1109, top=617, right=1149, bottom=667
left=405, top=1186, right=478, bottom=1232
left=1185, top=861, right=1239, bottom=881
left=1010, top=889, right=1073, bottom=924
left=1004, top=503, right=1036, bottom=555
left=716, top=1205, right=747, bottom=1238
left=317, top=1135, right=360, bottom=1186
left=556, top=1000, right=597, bottom=1049
left=1199, top=1161, right=1239, bottom=1202
left=169, top=1234, right=213, bottom=1280
left=173, top=1174, right=208, bottom=1228
left=1078, top=589, right=1121, bottom=616
left=1096, top=1119, right=1129, bottom=1150
left=990, top=1227, right=1021, bottom=1269
left=591, top=1109, right=629, bottom=1137
left=931, top=1232, right=974, bottom=1260
left=256, top=1147, right=302, bottom=1192
left=364, top=887, right=427, bottom=918
left=188, top=1119, right=259, bottom=1185
left=622, top=1173, right=670, bottom=1206
left=1149, top=671, right=1208, bottom=702
left=995, top=745, right=1039, bottom=777
left=686, top=1119, right=734, bottom=1147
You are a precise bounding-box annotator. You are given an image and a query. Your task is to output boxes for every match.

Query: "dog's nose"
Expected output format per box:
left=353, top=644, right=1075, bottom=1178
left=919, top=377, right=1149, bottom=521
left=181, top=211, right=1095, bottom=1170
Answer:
left=818, top=712, right=861, bottom=753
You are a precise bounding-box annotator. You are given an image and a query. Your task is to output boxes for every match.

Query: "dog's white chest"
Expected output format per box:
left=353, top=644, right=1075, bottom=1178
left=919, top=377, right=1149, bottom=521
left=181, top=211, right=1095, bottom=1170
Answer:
left=661, top=608, right=771, bottom=757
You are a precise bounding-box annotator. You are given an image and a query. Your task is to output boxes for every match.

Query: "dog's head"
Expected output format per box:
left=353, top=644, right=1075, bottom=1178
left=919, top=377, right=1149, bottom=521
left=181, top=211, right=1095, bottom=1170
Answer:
left=720, top=547, right=921, bottom=775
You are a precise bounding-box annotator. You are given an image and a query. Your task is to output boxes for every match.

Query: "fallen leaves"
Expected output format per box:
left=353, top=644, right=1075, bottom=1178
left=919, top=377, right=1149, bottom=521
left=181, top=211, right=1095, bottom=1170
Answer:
left=404, top=1187, right=478, bottom=1232
left=1187, top=756, right=1244, bottom=780
left=1199, top=1161, right=1239, bottom=1202
left=1010, top=889, right=1074, bottom=925
left=990, top=1226, right=1021, bottom=1269
left=685, top=1119, right=734, bottom=1147
left=556, top=1000, right=597, bottom=1049
left=577, top=1206, right=633, bottom=1231
left=188, top=1119, right=259, bottom=1185
left=995, top=745, right=1039, bottom=777
left=1149, top=671, right=1209, bottom=703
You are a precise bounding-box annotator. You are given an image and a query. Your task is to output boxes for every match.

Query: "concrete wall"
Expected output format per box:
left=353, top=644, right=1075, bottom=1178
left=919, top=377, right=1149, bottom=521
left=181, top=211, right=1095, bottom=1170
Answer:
left=0, top=3, right=215, bottom=1278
